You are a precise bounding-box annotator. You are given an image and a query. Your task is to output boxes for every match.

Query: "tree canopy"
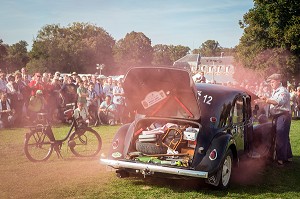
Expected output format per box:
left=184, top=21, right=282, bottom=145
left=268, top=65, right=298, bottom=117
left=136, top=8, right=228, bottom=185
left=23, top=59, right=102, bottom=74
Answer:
left=0, top=40, right=29, bottom=73
left=28, top=22, right=115, bottom=74
left=236, top=0, right=300, bottom=79
left=113, top=31, right=153, bottom=72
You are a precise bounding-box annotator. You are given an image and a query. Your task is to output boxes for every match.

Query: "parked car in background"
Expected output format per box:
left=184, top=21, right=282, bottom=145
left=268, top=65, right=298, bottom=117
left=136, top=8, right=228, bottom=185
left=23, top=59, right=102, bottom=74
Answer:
left=100, top=66, right=276, bottom=189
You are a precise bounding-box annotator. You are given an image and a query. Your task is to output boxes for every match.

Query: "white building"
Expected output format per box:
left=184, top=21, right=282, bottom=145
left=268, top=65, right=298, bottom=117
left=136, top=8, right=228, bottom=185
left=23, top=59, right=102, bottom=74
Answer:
left=173, top=54, right=235, bottom=83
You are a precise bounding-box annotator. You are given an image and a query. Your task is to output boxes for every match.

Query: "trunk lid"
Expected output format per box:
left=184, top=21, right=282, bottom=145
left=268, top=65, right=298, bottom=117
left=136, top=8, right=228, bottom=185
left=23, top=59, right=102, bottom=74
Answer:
left=123, top=67, right=201, bottom=120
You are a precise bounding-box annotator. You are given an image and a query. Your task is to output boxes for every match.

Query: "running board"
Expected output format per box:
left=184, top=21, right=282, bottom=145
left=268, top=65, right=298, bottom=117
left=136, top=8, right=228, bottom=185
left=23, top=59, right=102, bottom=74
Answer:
left=100, top=158, right=208, bottom=179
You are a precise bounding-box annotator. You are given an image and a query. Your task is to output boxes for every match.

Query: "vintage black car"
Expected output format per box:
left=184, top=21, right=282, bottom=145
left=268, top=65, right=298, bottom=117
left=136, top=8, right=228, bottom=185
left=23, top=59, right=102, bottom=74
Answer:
left=100, top=66, right=274, bottom=189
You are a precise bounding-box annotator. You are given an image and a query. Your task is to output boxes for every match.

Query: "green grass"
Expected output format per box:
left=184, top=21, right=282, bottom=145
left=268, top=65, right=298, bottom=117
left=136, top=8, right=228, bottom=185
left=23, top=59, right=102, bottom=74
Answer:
left=0, top=121, right=300, bottom=199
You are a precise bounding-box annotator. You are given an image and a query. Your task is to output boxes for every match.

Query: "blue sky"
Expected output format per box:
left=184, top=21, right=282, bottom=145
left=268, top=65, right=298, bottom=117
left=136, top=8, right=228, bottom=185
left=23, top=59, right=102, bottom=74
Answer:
left=0, top=0, right=254, bottom=50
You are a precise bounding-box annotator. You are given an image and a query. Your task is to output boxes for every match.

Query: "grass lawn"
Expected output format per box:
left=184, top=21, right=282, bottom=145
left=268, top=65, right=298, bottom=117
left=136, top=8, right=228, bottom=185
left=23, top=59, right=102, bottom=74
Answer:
left=0, top=121, right=299, bottom=199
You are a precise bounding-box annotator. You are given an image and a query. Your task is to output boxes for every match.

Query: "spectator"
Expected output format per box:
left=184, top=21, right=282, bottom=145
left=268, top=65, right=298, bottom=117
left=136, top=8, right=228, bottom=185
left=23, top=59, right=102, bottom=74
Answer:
left=113, top=80, right=125, bottom=124
left=60, top=76, right=77, bottom=105
left=28, top=73, right=44, bottom=96
left=54, top=71, right=61, bottom=80
left=91, top=75, right=104, bottom=107
left=70, top=72, right=78, bottom=84
left=73, top=101, right=90, bottom=127
left=15, top=72, right=30, bottom=121
left=48, top=77, right=63, bottom=122
left=292, top=86, right=300, bottom=117
left=103, top=77, right=114, bottom=98
left=28, top=90, right=47, bottom=122
left=87, top=82, right=99, bottom=125
left=98, top=95, right=117, bottom=125
left=0, top=92, right=15, bottom=128
left=0, top=72, right=8, bottom=93
left=77, top=79, right=88, bottom=107
left=195, top=71, right=206, bottom=83
left=21, top=67, right=31, bottom=83
left=6, top=75, right=18, bottom=108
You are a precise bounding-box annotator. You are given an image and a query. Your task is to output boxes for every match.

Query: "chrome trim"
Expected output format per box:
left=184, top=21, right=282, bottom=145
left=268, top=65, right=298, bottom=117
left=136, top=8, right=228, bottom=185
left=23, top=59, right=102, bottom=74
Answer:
left=100, top=158, right=208, bottom=178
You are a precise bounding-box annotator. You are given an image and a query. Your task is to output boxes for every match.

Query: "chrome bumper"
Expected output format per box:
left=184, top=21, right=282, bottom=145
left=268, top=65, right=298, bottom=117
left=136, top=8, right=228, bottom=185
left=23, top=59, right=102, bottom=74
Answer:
left=100, top=158, right=208, bottom=179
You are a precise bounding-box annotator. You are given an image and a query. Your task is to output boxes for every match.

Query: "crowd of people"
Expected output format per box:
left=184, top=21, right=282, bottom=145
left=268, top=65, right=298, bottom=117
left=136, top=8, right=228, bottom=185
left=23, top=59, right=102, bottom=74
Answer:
left=0, top=68, right=129, bottom=129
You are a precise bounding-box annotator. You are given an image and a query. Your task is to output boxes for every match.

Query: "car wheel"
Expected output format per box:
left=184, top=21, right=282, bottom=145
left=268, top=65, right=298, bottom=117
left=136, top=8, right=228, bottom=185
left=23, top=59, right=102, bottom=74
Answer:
left=217, top=149, right=233, bottom=189
left=136, top=141, right=167, bottom=154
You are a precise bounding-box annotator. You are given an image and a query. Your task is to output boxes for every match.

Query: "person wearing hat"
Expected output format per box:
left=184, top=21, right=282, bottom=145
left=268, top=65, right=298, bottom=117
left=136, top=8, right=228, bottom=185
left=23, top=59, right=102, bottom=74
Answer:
left=259, top=73, right=293, bottom=165
left=70, top=72, right=78, bottom=83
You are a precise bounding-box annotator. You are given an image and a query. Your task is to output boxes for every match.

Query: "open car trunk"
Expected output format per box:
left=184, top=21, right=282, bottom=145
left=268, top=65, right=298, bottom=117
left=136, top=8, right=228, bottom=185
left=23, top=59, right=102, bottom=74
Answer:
left=101, top=118, right=208, bottom=179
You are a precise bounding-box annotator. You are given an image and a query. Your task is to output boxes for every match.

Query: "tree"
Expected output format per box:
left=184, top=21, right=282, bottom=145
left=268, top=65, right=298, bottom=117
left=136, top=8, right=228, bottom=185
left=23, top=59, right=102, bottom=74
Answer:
left=5, top=40, right=29, bottom=73
left=28, top=22, right=115, bottom=74
left=113, top=31, right=153, bottom=72
left=0, top=39, right=8, bottom=71
left=169, top=45, right=190, bottom=62
left=236, top=0, right=300, bottom=79
left=196, top=40, right=222, bottom=57
left=152, top=44, right=172, bottom=66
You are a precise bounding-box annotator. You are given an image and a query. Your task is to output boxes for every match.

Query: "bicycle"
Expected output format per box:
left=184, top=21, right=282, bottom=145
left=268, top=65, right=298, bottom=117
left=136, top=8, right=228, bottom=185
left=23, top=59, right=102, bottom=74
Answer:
left=24, top=103, right=102, bottom=162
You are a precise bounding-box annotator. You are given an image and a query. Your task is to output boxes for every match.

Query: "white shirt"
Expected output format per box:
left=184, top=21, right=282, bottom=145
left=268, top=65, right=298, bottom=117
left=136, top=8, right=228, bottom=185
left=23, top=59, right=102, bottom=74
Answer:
left=0, top=79, right=8, bottom=93
left=269, top=85, right=291, bottom=115
left=113, top=86, right=124, bottom=105
left=73, top=107, right=89, bottom=121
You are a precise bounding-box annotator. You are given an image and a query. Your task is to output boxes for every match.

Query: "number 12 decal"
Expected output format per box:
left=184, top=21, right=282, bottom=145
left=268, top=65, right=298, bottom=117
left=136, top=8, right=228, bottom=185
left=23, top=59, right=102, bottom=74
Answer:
left=203, top=95, right=213, bottom=105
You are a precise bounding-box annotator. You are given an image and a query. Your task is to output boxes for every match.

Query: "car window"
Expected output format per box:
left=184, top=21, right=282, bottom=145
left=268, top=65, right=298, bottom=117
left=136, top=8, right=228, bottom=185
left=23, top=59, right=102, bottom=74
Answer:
left=232, top=97, right=244, bottom=124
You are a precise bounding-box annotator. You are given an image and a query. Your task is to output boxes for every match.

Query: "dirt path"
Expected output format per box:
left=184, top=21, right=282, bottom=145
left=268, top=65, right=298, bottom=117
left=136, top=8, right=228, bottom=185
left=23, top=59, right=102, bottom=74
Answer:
left=0, top=126, right=116, bottom=199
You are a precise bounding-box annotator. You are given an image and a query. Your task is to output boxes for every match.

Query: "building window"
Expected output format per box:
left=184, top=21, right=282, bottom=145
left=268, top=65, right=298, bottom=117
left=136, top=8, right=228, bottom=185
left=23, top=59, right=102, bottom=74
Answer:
left=226, top=66, right=231, bottom=73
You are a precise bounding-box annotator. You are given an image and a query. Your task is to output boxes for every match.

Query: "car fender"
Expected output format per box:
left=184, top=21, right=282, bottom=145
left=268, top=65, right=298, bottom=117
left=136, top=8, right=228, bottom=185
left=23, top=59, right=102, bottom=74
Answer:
left=109, top=123, right=131, bottom=159
left=195, top=132, right=235, bottom=174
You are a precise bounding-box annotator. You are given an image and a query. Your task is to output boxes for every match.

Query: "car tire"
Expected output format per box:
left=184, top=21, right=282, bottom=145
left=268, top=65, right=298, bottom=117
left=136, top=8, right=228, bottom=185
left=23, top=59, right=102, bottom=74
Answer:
left=136, top=140, right=167, bottom=154
left=217, top=149, right=233, bottom=189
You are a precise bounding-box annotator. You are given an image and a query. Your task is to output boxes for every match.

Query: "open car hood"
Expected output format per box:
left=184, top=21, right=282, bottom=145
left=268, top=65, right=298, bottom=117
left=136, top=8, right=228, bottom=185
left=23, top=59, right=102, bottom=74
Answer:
left=123, top=67, right=201, bottom=120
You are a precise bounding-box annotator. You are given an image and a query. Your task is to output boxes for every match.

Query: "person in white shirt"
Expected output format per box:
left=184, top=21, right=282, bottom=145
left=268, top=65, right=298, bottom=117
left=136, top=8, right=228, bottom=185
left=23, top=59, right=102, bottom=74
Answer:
left=259, top=73, right=293, bottom=165
left=113, top=80, right=125, bottom=124
left=73, top=102, right=90, bottom=127
left=0, top=72, right=8, bottom=93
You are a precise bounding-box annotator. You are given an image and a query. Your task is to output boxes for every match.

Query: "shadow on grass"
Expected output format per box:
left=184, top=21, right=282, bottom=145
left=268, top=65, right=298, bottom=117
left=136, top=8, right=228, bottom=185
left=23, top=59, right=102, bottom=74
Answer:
left=116, top=156, right=300, bottom=197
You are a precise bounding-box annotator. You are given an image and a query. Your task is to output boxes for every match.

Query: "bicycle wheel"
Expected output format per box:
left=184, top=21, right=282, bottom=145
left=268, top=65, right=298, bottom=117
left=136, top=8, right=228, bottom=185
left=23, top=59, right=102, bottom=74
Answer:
left=69, top=127, right=102, bottom=157
left=24, top=129, right=53, bottom=162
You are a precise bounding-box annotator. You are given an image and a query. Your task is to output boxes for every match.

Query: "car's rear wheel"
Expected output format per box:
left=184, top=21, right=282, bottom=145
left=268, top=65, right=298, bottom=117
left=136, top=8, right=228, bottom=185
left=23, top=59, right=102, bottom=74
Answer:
left=217, top=149, right=233, bottom=189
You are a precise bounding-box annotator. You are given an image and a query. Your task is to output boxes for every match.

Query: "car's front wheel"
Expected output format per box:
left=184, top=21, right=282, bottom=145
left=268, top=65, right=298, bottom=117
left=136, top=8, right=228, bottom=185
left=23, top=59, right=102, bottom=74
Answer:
left=217, top=149, right=233, bottom=189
